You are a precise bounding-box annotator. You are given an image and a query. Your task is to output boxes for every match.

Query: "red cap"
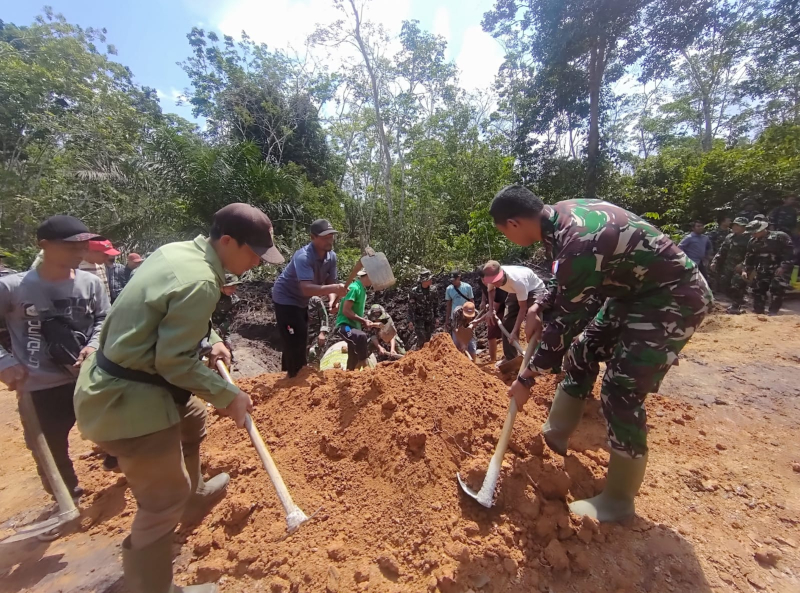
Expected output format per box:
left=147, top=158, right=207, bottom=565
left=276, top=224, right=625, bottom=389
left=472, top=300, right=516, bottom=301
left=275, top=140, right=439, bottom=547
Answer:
left=89, top=239, right=121, bottom=256
left=127, top=253, right=143, bottom=263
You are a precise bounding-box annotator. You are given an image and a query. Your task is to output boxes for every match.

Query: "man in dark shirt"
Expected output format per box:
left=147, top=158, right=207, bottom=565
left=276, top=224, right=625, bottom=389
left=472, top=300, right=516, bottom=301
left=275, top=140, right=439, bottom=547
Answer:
left=272, top=220, right=346, bottom=377
left=769, top=194, right=798, bottom=234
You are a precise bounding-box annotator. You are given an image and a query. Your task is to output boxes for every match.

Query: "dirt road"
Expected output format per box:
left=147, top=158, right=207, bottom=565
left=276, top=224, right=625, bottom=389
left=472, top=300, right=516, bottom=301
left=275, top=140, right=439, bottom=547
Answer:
left=0, top=309, right=798, bottom=593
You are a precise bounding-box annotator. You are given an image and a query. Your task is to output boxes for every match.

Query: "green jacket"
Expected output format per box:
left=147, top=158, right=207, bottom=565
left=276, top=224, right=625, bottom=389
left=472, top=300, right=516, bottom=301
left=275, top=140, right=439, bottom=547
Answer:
left=74, top=236, right=239, bottom=442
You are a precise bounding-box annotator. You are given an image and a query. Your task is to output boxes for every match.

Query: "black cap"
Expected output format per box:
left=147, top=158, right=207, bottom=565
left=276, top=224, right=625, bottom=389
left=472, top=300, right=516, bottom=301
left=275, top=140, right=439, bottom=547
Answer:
left=450, top=270, right=461, bottom=279
left=211, top=203, right=284, bottom=264
left=37, top=215, right=100, bottom=242
left=309, top=219, right=338, bottom=237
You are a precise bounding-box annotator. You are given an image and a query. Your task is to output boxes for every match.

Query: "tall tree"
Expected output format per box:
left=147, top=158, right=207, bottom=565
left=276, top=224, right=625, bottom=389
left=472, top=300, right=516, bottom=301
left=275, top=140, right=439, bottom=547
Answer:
left=484, top=0, right=708, bottom=196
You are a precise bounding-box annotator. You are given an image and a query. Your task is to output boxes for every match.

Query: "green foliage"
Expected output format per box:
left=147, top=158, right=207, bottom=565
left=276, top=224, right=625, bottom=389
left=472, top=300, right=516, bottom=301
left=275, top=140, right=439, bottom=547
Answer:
left=0, top=3, right=798, bottom=276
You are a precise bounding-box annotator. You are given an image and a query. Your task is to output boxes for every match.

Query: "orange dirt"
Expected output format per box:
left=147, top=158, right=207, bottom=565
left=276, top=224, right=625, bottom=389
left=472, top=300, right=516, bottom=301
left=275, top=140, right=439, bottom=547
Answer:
left=2, top=312, right=799, bottom=593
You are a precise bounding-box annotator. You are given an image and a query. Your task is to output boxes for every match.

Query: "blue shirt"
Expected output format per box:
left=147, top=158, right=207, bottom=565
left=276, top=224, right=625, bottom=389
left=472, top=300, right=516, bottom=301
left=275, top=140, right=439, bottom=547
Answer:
left=445, top=282, right=474, bottom=311
left=272, top=243, right=338, bottom=308
left=678, top=232, right=713, bottom=265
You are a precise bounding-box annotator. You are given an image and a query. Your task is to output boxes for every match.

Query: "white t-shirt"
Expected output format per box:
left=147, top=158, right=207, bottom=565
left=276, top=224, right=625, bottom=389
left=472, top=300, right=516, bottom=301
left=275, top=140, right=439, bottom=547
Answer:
left=496, top=265, right=544, bottom=302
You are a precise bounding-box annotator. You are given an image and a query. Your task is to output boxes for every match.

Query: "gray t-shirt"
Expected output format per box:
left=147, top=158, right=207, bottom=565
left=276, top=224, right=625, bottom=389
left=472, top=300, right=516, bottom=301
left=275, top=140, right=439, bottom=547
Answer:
left=0, top=270, right=109, bottom=392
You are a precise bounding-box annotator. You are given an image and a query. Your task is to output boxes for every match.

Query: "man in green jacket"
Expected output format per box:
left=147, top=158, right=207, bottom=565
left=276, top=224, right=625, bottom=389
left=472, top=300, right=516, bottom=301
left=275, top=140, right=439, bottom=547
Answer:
left=74, top=203, right=284, bottom=593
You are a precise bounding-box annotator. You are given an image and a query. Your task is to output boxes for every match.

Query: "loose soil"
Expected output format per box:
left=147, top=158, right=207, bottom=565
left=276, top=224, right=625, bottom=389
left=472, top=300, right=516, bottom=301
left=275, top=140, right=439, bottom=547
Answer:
left=1, top=311, right=799, bottom=593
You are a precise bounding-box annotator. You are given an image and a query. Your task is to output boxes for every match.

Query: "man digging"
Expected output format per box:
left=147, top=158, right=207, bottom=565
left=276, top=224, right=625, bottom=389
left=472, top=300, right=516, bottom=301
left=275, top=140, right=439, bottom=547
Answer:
left=489, top=186, right=712, bottom=522
left=74, top=204, right=283, bottom=593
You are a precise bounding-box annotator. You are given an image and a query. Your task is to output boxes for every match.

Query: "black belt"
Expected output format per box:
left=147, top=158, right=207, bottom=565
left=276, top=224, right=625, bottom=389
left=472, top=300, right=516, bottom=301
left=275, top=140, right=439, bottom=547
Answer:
left=95, top=350, right=192, bottom=406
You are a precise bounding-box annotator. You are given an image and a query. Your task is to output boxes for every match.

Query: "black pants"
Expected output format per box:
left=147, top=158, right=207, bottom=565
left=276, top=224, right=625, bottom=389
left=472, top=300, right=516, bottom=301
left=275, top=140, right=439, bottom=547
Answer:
left=502, top=292, right=538, bottom=360
left=337, top=325, right=369, bottom=370
left=275, top=303, right=309, bottom=377
left=21, top=382, right=79, bottom=496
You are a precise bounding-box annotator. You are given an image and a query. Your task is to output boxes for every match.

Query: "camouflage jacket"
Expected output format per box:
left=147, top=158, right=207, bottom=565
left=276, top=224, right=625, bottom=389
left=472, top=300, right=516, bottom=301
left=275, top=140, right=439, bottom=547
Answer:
left=408, top=284, right=437, bottom=324
left=706, top=227, right=731, bottom=254
left=744, top=231, right=794, bottom=274
left=532, top=199, right=699, bottom=372
left=711, top=232, right=750, bottom=272
left=769, top=205, right=797, bottom=234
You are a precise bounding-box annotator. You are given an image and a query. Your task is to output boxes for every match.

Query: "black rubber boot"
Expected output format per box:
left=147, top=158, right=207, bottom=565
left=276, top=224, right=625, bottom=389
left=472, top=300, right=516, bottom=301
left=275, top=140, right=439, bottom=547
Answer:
left=569, top=451, right=648, bottom=522
left=541, top=385, right=586, bottom=456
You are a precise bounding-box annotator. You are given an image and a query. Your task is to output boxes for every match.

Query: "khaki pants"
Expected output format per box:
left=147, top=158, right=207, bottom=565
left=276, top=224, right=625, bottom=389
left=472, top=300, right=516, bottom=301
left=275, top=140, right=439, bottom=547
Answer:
left=97, top=396, right=207, bottom=549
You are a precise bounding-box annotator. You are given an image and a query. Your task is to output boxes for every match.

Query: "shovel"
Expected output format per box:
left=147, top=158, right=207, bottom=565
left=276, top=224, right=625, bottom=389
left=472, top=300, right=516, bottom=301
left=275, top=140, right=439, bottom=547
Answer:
left=457, top=336, right=539, bottom=508
left=1, top=391, right=80, bottom=544
left=492, top=311, right=524, bottom=356
left=215, top=361, right=310, bottom=533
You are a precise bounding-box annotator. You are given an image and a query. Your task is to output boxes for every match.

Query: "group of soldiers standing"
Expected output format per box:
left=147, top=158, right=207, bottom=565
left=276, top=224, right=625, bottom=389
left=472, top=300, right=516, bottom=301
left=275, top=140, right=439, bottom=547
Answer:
left=709, top=194, right=797, bottom=315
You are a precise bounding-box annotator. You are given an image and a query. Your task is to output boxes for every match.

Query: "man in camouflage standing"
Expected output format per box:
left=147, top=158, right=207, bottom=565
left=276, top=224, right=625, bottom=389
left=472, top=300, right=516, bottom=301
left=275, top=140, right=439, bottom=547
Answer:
left=769, top=193, right=797, bottom=235
left=489, top=186, right=712, bottom=523
left=743, top=219, right=794, bottom=315
left=707, top=214, right=732, bottom=255
left=710, top=217, right=751, bottom=314
left=408, top=269, right=438, bottom=350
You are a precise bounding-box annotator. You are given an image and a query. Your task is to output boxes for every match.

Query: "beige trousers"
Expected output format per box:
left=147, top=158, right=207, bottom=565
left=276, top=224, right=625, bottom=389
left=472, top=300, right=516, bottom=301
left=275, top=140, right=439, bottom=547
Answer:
left=97, top=396, right=207, bottom=549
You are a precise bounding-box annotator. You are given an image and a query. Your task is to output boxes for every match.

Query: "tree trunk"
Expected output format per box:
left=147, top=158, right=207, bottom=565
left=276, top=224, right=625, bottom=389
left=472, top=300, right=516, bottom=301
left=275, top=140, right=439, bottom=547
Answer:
left=586, top=41, right=605, bottom=199
left=701, top=93, right=713, bottom=152
left=348, top=0, right=394, bottom=226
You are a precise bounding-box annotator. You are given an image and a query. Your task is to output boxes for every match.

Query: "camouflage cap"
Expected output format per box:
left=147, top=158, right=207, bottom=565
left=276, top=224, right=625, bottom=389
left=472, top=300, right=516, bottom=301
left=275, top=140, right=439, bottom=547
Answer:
left=732, top=217, right=748, bottom=226
left=418, top=269, right=432, bottom=281
left=367, top=304, right=389, bottom=321
left=745, top=220, right=769, bottom=233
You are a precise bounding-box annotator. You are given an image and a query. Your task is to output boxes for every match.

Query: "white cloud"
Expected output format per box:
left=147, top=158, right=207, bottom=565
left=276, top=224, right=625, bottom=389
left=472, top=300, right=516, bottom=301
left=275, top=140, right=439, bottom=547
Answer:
left=456, top=26, right=505, bottom=91
left=155, top=88, right=185, bottom=106
left=216, top=0, right=411, bottom=51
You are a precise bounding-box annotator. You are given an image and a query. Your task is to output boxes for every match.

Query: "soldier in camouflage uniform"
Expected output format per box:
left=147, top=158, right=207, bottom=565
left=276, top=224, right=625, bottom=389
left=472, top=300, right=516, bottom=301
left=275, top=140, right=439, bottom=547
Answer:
left=408, top=269, right=438, bottom=350
left=489, top=186, right=712, bottom=523
left=743, top=220, right=794, bottom=315
left=768, top=194, right=797, bottom=235
left=710, top=217, right=750, bottom=313
left=706, top=215, right=732, bottom=255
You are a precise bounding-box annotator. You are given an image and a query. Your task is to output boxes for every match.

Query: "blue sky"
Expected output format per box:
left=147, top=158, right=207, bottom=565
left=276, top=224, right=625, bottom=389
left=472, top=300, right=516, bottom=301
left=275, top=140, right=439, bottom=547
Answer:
left=5, top=1, right=505, bottom=122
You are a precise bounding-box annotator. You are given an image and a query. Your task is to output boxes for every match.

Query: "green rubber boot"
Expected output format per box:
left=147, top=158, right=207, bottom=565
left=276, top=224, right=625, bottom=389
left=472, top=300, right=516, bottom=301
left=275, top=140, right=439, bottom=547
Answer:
left=541, top=385, right=586, bottom=456
left=122, top=532, right=218, bottom=592
left=181, top=452, right=229, bottom=525
left=569, top=451, right=648, bottom=522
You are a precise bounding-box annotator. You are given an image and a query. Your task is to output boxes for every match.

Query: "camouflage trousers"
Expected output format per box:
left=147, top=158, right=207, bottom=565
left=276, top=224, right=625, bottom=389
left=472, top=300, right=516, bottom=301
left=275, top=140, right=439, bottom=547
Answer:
left=412, top=320, right=435, bottom=350
left=752, top=266, right=790, bottom=314
left=721, top=267, right=749, bottom=308
left=560, top=270, right=712, bottom=458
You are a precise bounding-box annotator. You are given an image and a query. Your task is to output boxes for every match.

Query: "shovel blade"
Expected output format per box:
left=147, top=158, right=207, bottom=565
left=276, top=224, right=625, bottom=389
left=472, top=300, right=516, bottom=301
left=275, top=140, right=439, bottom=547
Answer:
left=456, top=472, right=494, bottom=508
left=1, top=515, right=66, bottom=545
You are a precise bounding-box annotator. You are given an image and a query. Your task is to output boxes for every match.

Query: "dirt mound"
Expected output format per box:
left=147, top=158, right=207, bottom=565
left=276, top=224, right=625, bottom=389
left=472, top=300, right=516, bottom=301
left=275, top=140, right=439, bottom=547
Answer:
left=71, top=334, right=723, bottom=593
left=75, top=335, right=612, bottom=591
left=182, top=335, right=588, bottom=592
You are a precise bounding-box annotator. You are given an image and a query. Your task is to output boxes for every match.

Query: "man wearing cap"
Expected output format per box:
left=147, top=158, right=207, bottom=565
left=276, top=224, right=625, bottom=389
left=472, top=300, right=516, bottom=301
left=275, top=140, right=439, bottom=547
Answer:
left=408, top=270, right=438, bottom=349
left=366, top=304, right=406, bottom=358
left=444, top=270, right=474, bottom=333
left=710, top=217, right=751, bottom=314
left=482, top=260, right=546, bottom=365
left=74, top=203, right=283, bottom=593
left=742, top=219, right=794, bottom=315
left=80, top=238, right=121, bottom=297
left=451, top=301, right=478, bottom=362
left=476, top=266, right=508, bottom=364
left=272, top=219, right=347, bottom=378
left=489, top=186, right=711, bottom=523
left=334, top=269, right=381, bottom=370
left=0, top=215, right=109, bottom=531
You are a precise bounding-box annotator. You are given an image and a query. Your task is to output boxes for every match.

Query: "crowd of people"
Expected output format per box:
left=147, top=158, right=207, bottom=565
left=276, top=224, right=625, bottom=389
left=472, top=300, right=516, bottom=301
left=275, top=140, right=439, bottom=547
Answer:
left=0, top=189, right=796, bottom=593
left=678, top=193, right=798, bottom=314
